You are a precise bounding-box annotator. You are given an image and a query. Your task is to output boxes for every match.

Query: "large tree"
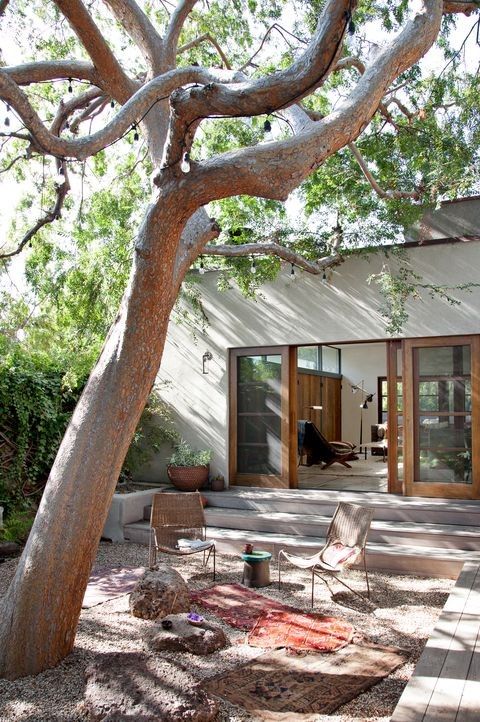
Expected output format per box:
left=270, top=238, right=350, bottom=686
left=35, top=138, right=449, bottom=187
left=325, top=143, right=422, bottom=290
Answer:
left=0, top=0, right=478, bottom=679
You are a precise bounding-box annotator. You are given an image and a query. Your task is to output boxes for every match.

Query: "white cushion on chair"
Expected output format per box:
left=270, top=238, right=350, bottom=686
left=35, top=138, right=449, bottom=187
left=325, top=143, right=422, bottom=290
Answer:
left=280, top=550, right=323, bottom=569
left=176, top=538, right=213, bottom=551
left=317, top=542, right=360, bottom=570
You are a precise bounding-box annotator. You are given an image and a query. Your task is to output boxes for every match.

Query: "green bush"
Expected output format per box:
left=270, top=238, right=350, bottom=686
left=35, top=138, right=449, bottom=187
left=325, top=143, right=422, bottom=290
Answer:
left=169, top=440, right=212, bottom=467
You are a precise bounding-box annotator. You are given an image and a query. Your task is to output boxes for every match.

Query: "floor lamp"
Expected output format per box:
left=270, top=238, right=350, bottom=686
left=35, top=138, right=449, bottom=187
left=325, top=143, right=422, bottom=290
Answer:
left=351, top=381, right=374, bottom=453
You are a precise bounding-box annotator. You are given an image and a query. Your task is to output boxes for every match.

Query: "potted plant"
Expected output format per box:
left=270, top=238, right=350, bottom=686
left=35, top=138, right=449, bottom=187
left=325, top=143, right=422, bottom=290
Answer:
left=210, top=474, right=225, bottom=491
left=167, top=440, right=212, bottom=491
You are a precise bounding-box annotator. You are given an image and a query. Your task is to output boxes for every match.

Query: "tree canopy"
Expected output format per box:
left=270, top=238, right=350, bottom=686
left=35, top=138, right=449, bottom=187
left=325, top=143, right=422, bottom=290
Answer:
left=0, top=0, right=479, bottom=680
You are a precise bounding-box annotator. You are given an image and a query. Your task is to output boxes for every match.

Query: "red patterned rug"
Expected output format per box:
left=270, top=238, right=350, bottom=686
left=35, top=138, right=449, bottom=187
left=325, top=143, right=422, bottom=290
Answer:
left=248, top=609, right=354, bottom=652
left=204, top=643, right=407, bottom=720
left=190, top=583, right=298, bottom=630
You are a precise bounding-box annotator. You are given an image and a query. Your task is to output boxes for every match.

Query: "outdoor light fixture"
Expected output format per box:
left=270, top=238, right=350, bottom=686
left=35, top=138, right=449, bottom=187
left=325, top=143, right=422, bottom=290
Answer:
left=202, top=350, right=213, bottom=374
left=290, top=263, right=295, bottom=278
left=322, top=269, right=327, bottom=284
left=199, top=256, right=205, bottom=274
left=250, top=256, right=256, bottom=274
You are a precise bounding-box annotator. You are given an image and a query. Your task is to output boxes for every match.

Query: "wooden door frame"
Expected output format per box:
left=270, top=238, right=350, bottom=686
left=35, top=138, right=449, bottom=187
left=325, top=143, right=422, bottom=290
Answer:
left=229, top=346, right=292, bottom=488
left=387, top=340, right=402, bottom=494
left=403, top=335, right=480, bottom=499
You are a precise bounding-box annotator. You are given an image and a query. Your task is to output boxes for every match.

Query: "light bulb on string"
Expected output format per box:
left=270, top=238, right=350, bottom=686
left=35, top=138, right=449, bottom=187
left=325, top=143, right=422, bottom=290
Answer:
left=322, top=269, right=327, bottom=285
left=110, top=99, right=115, bottom=108
left=263, top=116, right=272, bottom=133
left=54, top=166, right=66, bottom=186
left=132, top=124, right=139, bottom=141
left=250, top=256, right=256, bottom=274
left=4, top=104, right=10, bottom=127
left=181, top=152, right=191, bottom=173
left=290, top=263, right=295, bottom=278
left=68, top=78, right=73, bottom=93
left=199, top=256, right=205, bottom=275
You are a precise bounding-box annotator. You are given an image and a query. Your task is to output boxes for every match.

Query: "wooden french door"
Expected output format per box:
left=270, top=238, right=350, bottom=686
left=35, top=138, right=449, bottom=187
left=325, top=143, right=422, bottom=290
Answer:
left=403, top=335, right=480, bottom=499
left=229, top=346, right=294, bottom=488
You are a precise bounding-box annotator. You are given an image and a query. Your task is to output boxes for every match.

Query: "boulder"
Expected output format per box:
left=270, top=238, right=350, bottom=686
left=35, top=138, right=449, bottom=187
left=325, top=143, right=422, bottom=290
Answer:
left=147, top=613, right=228, bottom=655
left=129, top=565, right=190, bottom=620
left=0, top=541, right=21, bottom=559
left=85, top=651, right=218, bottom=721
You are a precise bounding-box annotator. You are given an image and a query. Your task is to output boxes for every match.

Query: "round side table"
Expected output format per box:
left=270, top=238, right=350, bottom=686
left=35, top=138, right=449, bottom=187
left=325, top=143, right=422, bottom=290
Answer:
left=241, top=550, right=272, bottom=588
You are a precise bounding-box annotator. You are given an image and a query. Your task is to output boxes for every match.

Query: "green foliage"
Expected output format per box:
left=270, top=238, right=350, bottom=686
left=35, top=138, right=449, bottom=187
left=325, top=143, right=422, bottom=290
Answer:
left=121, top=388, right=180, bottom=481
left=169, top=440, right=212, bottom=467
left=0, top=350, right=88, bottom=512
left=0, top=504, right=36, bottom=545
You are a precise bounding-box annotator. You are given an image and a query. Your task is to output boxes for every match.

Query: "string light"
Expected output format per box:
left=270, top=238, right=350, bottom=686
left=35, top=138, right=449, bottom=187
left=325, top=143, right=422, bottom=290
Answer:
left=181, top=152, right=191, bottom=173
left=132, top=124, right=139, bottom=141
left=4, top=104, right=10, bottom=127
left=322, top=269, right=327, bottom=285
left=290, top=262, right=295, bottom=278
left=54, top=166, right=66, bottom=186
left=250, top=256, right=256, bottom=274
left=110, top=99, right=115, bottom=108
left=263, top=116, right=272, bottom=133
left=199, top=256, right=205, bottom=274
left=68, top=78, right=73, bottom=93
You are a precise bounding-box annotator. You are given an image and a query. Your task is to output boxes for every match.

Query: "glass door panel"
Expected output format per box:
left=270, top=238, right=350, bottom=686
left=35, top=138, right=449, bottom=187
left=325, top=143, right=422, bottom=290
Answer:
left=230, top=347, right=290, bottom=487
left=404, top=337, right=479, bottom=499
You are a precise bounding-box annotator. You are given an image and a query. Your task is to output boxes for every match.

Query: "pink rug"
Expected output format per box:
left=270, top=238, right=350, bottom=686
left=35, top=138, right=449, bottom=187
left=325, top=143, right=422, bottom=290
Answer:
left=190, top=583, right=298, bottom=630
left=247, top=609, right=354, bottom=652
left=82, top=566, right=145, bottom=608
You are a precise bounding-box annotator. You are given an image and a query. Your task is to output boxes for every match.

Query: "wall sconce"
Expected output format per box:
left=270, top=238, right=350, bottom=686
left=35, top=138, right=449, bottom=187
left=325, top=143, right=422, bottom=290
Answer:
left=202, top=350, right=213, bottom=374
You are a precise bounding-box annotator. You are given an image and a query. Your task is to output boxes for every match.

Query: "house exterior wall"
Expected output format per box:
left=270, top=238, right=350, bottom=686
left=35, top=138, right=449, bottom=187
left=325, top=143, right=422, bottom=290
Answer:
left=149, top=238, right=480, bottom=484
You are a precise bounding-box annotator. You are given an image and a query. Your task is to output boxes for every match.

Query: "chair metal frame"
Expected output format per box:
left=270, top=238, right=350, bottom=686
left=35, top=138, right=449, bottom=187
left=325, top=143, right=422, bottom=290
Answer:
left=149, top=491, right=215, bottom=579
left=278, top=501, right=374, bottom=605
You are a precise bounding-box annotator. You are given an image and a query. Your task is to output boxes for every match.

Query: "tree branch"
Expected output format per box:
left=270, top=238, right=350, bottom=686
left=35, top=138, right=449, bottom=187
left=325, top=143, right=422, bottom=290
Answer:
left=443, top=1, right=479, bottom=14
left=53, top=0, right=137, bottom=102
left=162, top=0, right=355, bottom=168
left=0, top=65, right=240, bottom=160
left=202, top=242, right=341, bottom=274
left=348, top=141, right=420, bottom=199
left=178, top=33, right=231, bottom=69
left=177, top=1, right=443, bottom=205
left=0, top=162, right=70, bottom=259
left=164, top=0, right=199, bottom=64
left=239, top=24, right=307, bottom=72
left=103, top=0, right=164, bottom=74
left=2, top=60, right=101, bottom=88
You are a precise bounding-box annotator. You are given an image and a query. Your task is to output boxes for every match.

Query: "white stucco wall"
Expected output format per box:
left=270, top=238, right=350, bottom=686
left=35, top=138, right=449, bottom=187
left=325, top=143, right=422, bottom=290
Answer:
left=152, top=239, right=480, bottom=483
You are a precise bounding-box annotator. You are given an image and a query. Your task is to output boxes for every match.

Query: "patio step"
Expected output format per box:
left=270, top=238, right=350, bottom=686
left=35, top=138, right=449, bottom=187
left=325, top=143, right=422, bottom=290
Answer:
left=123, top=487, right=480, bottom=579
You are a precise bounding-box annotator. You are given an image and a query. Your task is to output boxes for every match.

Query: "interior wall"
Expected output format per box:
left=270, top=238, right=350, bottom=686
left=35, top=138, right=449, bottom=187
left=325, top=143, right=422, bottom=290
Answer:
left=338, top=343, right=387, bottom=447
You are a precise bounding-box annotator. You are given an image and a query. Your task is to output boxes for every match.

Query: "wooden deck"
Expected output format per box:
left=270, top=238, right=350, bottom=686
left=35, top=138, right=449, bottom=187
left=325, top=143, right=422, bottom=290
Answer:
left=391, top=560, right=480, bottom=721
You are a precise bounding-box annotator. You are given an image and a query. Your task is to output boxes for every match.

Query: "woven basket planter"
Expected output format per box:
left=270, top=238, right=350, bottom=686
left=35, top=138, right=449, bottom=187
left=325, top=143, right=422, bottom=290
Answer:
left=167, top=464, right=209, bottom=491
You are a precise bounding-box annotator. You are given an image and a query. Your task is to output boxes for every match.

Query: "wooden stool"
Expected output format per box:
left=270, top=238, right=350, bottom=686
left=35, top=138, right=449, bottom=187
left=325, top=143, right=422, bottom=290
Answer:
left=241, top=550, right=272, bottom=588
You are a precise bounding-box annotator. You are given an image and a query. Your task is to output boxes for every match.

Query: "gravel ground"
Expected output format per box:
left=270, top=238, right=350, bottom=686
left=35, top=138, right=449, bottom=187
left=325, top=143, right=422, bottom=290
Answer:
left=0, top=542, right=454, bottom=722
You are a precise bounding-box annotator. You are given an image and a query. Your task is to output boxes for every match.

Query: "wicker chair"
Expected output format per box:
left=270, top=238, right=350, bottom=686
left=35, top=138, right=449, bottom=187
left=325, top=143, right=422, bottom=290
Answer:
left=278, top=502, right=374, bottom=605
left=149, top=491, right=215, bottom=579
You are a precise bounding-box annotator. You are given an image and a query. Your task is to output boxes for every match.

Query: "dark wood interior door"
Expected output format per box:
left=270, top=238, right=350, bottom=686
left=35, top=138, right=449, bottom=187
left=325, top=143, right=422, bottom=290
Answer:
left=296, top=372, right=341, bottom=441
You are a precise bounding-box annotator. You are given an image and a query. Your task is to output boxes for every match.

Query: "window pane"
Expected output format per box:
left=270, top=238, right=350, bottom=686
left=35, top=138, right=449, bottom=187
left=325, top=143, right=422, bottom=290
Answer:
left=237, top=355, right=282, bottom=474
left=297, top=346, right=320, bottom=371
left=322, top=346, right=340, bottom=374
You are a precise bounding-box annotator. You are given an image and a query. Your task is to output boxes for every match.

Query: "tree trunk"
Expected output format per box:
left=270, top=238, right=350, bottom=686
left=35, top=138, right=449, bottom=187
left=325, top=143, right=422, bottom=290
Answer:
left=0, top=194, right=185, bottom=679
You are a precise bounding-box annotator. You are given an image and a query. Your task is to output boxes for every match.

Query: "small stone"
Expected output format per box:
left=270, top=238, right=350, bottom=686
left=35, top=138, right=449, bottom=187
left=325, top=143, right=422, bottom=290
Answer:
left=85, top=651, right=218, bottom=721
left=0, top=541, right=21, bottom=558
left=146, top=613, right=228, bottom=655
left=129, top=565, right=190, bottom=620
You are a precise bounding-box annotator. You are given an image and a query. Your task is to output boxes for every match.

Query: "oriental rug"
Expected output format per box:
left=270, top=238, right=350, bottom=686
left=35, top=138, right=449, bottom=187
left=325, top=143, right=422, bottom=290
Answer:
left=247, top=609, right=354, bottom=652
left=82, top=566, right=145, bottom=608
left=190, top=583, right=299, bottom=630
left=204, top=642, right=407, bottom=721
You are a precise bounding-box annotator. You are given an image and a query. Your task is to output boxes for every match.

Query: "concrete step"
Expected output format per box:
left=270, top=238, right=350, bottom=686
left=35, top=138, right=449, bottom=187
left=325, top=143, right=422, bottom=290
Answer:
left=202, top=488, right=480, bottom=526
left=203, top=507, right=480, bottom=551
left=124, top=519, right=480, bottom=578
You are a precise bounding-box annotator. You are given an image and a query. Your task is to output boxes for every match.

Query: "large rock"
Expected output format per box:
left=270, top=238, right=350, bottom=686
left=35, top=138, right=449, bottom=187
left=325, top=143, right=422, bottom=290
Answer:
left=147, top=613, right=228, bottom=655
left=129, top=565, right=190, bottom=620
left=85, top=652, right=218, bottom=721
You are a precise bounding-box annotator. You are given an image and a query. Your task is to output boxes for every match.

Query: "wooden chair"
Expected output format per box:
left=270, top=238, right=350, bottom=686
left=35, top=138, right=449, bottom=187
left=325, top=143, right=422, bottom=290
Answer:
left=298, top=420, right=358, bottom=469
left=278, top=501, right=374, bottom=605
left=149, top=491, right=215, bottom=579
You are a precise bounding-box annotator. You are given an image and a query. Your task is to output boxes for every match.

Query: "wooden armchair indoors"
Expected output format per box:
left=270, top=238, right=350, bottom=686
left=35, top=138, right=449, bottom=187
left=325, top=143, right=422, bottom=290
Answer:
left=298, top=420, right=358, bottom=469
left=149, top=491, right=215, bottom=579
left=278, top=502, right=374, bottom=605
